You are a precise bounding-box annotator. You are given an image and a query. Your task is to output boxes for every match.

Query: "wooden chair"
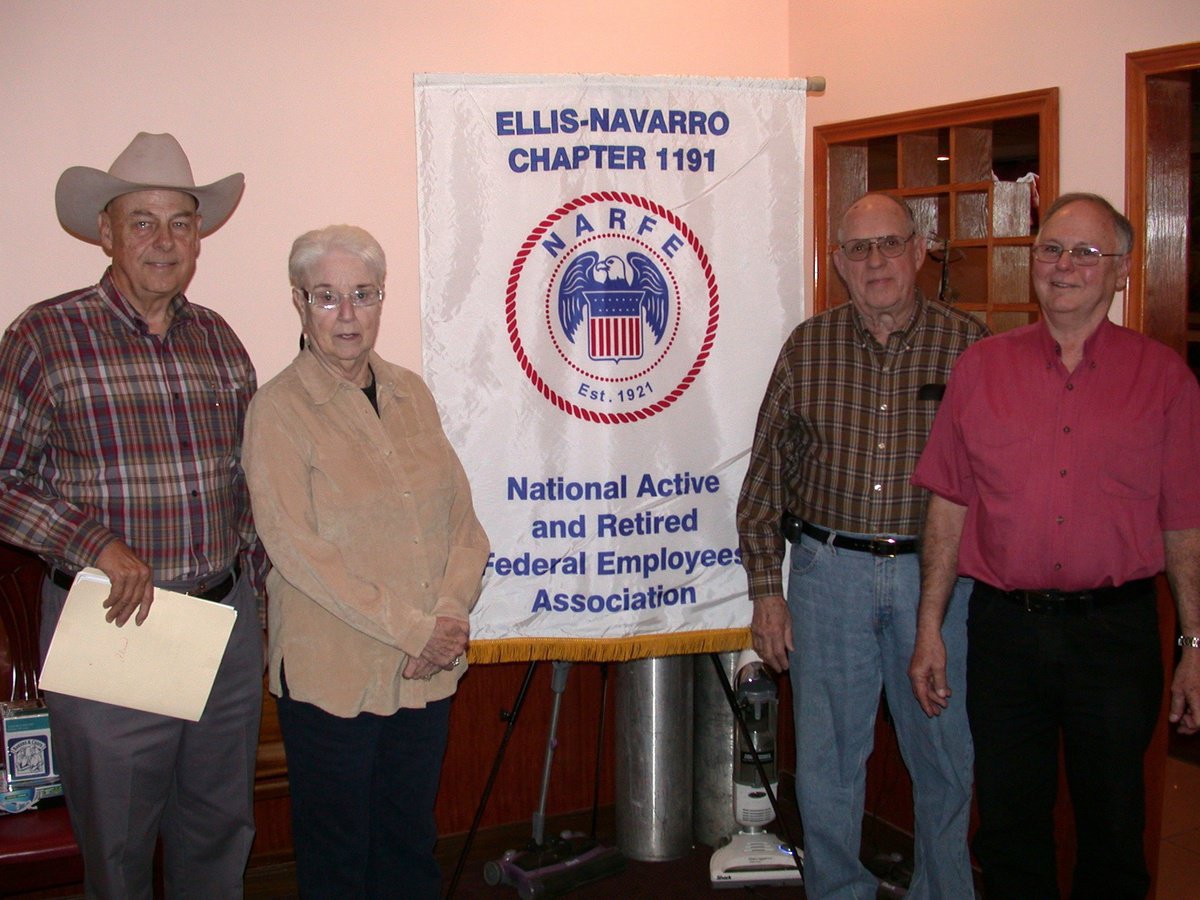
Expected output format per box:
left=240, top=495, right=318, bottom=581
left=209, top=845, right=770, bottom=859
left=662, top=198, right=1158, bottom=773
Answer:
left=0, top=542, right=83, bottom=894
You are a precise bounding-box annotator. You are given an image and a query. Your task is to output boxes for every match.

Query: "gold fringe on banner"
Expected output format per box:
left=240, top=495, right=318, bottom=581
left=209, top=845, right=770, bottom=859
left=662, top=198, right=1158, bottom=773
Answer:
left=466, top=628, right=752, bottom=665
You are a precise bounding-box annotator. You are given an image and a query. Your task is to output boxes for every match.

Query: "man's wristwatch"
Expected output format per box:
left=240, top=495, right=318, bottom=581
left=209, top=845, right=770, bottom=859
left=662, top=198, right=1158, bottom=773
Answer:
left=1178, top=635, right=1200, bottom=649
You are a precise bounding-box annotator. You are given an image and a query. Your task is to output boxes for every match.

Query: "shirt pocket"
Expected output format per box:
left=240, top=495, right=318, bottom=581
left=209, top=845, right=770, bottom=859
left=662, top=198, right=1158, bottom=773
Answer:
left=309, top=442, right=390, bottom=523
left=1096, top=421, right=1162, bottom=500
left=964, top=431, right=1036, bottom=498
left=402, top=429, right=456, bottom=525
left=195, top=381, right=243, bottom=452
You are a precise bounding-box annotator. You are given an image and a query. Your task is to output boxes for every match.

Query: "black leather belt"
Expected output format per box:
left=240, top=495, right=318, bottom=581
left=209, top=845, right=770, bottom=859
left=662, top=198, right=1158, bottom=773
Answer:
left=794, top=519, right=918, bottom=557
left=978, top=578, right=1154, bottom=615
left=50, top=561, right=240, bottom=603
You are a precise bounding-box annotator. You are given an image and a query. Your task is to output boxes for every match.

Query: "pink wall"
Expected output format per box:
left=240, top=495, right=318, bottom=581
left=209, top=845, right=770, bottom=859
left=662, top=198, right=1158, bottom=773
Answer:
left=1, top=1, right=790, bottom=381
left=4, top=1, right=1197, bottom=375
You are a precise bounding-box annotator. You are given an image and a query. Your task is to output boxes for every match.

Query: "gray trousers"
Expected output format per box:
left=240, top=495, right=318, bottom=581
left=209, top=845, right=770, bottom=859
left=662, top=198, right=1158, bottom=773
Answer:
left=39, top=571, right=263, bottom=900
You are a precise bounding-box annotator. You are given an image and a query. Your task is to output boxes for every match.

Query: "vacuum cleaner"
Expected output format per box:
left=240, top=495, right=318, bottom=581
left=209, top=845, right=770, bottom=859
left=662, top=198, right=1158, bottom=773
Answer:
left=477, top=661, right=625, bottom=899
left=709, top=649, right=804, bottom=889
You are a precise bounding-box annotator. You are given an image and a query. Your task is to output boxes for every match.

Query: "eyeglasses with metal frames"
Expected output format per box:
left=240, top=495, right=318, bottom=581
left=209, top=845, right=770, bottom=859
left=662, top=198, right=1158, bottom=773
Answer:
left=298, top=287, right=384, bottom=310
left=837, top=233, right=916, bottom=262
left=1030, top=245, right=1125, bottom=267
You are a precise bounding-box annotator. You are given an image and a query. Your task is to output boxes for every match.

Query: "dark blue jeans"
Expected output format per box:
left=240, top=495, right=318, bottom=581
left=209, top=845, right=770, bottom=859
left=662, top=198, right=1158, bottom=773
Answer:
left=966, top=582, right=1162, bottom=899
left=277, top=667, right=452, bottom=899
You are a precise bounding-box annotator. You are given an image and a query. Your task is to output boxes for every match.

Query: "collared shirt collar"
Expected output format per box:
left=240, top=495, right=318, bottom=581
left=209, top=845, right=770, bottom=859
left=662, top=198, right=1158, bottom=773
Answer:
left=847, top=290, right=927, bottom=349
left=293, top=347, right=406, bottom=406
left=95, top=268, right=194, bottom=336
left=1034, top=315, right=1114, bottom=369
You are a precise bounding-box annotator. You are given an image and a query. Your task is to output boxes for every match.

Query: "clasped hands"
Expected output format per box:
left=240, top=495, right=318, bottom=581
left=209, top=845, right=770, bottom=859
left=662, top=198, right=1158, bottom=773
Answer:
left=403, top=616, right=469, bottom=681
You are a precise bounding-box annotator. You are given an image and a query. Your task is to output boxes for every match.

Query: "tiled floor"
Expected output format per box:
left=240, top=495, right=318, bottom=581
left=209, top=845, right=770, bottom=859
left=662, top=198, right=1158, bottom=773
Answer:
left=1158, top=755, right=1200, bottom=899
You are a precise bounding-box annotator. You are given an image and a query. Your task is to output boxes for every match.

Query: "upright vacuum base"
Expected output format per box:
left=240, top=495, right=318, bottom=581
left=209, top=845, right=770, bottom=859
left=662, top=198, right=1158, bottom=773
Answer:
left=484, top=831, right=625, bottom=899
left=710, top=830, right=804, bottom=889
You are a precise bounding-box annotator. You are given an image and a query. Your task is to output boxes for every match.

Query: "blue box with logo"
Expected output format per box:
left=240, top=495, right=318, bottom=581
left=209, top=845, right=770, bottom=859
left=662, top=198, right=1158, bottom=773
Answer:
left=1, top=700, right=61, bottom=813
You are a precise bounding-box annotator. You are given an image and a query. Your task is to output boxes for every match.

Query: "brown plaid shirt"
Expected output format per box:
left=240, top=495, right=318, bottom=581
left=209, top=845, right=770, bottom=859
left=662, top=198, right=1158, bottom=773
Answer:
left=736, top=295, right=987, bottom=601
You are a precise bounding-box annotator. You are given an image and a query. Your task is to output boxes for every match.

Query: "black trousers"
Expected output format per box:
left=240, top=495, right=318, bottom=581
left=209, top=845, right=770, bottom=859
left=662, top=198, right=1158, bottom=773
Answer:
left=966, top=581, right=1162, bottom=899
left=276, top=668, right=452, bottom=900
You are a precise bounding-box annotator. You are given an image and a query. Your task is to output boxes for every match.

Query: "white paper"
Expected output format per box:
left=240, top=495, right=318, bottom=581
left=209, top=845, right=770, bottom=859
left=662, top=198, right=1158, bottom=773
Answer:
left=38, top=568, right=237, bottom=721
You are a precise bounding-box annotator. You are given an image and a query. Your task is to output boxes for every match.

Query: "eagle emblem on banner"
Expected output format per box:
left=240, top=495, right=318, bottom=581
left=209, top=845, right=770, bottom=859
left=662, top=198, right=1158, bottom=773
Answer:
left=558, top=251, right=670, bottom=363
left=504, top=191, right=719, bottom=424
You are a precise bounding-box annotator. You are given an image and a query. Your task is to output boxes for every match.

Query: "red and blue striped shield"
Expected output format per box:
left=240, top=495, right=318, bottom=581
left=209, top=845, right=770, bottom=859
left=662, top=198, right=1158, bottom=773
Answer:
left=584, top=291, right=645, bottom=362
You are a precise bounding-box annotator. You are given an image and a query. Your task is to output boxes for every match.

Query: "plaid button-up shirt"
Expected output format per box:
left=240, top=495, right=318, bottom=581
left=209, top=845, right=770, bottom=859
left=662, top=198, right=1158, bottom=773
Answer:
left=736, top=296, right=987, bottom=602
left=0, top=269, right=267, bottom=596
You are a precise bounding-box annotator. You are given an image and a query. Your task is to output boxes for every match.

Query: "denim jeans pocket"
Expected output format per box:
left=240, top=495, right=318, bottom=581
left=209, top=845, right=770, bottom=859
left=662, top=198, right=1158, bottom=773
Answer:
left=788, top=538, right=822, bottom=577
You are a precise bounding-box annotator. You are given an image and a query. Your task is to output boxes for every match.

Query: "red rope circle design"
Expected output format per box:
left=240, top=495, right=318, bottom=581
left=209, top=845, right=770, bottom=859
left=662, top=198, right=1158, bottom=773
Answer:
left=505, top=192, right=719, bottom=424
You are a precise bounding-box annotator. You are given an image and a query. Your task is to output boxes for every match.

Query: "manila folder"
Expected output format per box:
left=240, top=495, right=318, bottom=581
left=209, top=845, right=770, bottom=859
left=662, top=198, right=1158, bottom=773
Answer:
left=39, top=568, right=237, bottom=721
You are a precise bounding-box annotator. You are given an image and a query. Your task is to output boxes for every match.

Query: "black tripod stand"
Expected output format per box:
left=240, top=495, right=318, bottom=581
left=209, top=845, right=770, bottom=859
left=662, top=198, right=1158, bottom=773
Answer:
left=446, top=661, right=622, bottom=899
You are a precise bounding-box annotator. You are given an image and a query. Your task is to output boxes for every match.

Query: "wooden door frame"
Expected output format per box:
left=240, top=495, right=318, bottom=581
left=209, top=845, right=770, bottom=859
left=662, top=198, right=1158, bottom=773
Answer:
left=1125, top=40, right=1200, bottom=898
left=1125, top=43, right=1198, bottom=346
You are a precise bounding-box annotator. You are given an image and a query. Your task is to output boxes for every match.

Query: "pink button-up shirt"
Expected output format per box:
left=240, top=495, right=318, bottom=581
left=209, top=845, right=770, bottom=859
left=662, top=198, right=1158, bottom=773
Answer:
left=913, top=318, right=1200, bottom=592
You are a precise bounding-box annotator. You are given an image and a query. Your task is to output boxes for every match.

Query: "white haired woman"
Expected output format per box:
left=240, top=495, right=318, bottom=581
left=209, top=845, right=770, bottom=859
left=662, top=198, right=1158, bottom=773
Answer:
left=243, top=225, right=489, bottom=898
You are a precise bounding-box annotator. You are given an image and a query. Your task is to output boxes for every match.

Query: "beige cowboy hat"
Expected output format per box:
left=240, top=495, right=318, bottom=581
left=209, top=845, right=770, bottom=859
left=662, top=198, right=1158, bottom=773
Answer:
left=55, top=132, right=245, bottom=244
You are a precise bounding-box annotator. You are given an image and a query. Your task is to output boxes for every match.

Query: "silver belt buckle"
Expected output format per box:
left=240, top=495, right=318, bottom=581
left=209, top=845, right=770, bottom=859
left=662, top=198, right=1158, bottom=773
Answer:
left=873, top=535, right=900, bottom=558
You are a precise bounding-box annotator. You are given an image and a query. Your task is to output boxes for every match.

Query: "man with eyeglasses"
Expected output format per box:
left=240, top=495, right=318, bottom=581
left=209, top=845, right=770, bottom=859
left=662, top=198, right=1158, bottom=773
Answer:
left=738, top=192, right=987, bottom=898
left=910, top=192, right=1200, bottom=898
left=0, top=133, right=267, bottom=898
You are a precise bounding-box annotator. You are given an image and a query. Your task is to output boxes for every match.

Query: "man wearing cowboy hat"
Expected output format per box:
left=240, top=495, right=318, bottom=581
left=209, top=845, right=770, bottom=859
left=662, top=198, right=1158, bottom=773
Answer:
left=0, top=132, right=267, bottom=898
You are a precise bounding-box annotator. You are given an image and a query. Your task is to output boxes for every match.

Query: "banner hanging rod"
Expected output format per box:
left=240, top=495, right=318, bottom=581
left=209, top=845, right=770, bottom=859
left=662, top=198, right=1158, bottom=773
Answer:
left=805, top=76, right=826, bottom=93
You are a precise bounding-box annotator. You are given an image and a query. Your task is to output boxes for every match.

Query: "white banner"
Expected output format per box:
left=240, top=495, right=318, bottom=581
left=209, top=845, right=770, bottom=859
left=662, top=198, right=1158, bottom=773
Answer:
left=415, top=73, right=804, bottom=662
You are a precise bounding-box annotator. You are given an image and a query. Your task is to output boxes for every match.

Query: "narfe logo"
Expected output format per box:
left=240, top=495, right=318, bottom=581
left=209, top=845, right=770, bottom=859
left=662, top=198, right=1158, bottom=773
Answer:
left=506, top=192, right=719, bottom=424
